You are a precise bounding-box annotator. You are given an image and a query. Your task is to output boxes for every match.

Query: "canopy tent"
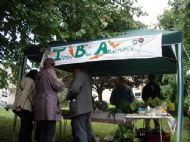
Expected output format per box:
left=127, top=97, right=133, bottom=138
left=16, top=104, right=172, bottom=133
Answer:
left=24, top=30, right=181, bottom=76
left=14, top=29, right=184, bottom=142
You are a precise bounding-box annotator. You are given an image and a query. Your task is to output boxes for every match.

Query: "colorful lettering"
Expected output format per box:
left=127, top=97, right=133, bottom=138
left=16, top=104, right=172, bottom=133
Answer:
left=53, top=48, right=66, bottom=61
left=95, top=42, right=108, bottom=55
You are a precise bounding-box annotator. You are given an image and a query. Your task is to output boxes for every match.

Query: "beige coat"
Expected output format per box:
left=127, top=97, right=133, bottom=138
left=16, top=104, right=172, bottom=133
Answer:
left=13, top=77, right=36, bottom=112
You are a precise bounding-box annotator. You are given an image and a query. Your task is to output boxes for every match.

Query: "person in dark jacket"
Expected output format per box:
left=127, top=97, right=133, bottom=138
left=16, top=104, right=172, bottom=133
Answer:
left=142, top=74, right=161, bottom=129
left=67, top=66, right=94, bottom=142
left=110, top=77, right=134, bottom=109
left=34, top=58, right=64, bottom=142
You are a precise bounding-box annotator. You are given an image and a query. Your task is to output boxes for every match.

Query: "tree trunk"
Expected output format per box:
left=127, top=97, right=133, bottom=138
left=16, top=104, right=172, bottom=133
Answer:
left=97, top=89, right=103, bottom=102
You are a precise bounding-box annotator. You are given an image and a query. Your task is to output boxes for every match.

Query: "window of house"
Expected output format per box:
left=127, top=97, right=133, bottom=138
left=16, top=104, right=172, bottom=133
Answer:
left=2, top=91, right=8, bottom=97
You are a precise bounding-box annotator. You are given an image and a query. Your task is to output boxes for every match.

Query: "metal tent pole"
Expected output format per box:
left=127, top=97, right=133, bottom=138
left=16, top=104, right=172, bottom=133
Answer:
left=176, top=43, right=184, bottom=142
left=11, top=55, right=27, bottom=142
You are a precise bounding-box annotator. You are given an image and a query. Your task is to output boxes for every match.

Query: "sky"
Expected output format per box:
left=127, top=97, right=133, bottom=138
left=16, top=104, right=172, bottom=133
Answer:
left=135, top=0, right=169, bottom=27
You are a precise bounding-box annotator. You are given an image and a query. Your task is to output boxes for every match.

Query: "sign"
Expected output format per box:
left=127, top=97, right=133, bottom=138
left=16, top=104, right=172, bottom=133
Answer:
left=41, top=34, right=162, bottom=66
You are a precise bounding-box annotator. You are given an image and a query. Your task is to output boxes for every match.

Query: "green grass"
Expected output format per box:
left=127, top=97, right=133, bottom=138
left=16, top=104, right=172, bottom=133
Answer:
left=0, top=108, right=189, bottom=142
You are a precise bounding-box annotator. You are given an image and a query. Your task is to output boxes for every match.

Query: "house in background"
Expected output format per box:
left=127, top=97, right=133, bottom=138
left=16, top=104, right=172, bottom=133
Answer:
left=0, top=64, right=16, bottom=109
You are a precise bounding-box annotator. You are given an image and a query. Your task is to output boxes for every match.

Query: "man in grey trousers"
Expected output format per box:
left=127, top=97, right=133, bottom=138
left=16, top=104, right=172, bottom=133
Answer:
left=67, top=66, right=95, bottom=142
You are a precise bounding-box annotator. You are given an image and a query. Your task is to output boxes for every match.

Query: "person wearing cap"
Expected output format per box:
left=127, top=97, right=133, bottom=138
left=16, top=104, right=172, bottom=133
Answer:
left=142, top=74, right=161, bottom=129
left=34, top=58, right=64, bottom=142
left=66, top=65, right=94, bottom=142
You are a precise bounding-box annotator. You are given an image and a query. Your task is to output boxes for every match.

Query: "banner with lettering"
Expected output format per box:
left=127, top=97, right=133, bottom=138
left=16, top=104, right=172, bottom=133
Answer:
left=41, top=34, right=162, bottom=66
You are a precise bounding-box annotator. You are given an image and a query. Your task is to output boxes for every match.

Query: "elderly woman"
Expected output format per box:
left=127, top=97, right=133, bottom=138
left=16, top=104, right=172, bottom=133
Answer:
left=13, top=69, right=38, bottom=142
left=34, top=58, right=64, bottom=142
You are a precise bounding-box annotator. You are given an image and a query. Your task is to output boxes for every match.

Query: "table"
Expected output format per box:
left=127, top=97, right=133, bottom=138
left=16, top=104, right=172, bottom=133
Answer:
left=63, top=110, right=127, bottom=123
left=90, top=111, right=126, bottom=124
left=61, top=111, right=172, bottom=142
left=61, top=110, right=130, bottom=140
left=125, top=113, right=170, bottom=142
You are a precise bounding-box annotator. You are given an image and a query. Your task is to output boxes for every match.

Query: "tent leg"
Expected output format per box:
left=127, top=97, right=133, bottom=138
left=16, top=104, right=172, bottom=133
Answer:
left=176, top=43, right=184, bottom=142
left=12, top=114, right=17, bottom=142
left=11, top=55, right=27, bottom=142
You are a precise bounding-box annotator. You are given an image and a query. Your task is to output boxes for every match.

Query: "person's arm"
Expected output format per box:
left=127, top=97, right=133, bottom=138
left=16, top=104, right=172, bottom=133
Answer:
left=142, top=87, right=147, bottom=102
left=110, top=89, right=116, bottom=105
left=15, top=78, right=35, bottom=109
left=187, top=106, right=190, bottom=116
left=48, top=69, right=64, bottom=91
left=67, top=72, right=84, bottom=100
left=155, top=84, right=162, bottom=99
left=129, top=88, right=135, bottom=103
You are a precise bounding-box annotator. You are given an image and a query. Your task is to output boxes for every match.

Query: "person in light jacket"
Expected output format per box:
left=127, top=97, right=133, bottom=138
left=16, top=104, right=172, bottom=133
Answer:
left=34, top=58, right=63, bottom=142
left=67, top=66, right=94, bottom=142
left=13, top=69, right=38, bottom=142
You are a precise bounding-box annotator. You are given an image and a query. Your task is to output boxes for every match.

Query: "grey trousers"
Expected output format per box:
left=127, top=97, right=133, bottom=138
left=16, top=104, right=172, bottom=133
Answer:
left=71, top=112, right=95, bottom=142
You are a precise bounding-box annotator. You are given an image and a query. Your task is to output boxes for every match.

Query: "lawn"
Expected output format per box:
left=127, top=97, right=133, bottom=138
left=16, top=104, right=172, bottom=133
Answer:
left=0, top=108, right=189, bottom=142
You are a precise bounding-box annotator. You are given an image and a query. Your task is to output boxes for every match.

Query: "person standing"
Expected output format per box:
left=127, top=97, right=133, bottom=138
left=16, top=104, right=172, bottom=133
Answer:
left=13, top=69, right=38, bottom=142
left=34, top=58, right=63, bottom=142
left=110, top=76, right=134, bottom=109
left=142, top=74, right=161, bottom=129
left=67, top=66, right=94, bottom=142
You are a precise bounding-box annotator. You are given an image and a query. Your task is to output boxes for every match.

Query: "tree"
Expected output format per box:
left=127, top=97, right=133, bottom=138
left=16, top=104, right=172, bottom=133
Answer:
left=158, top=0, right=190, bottom=110
left=92, top=76, right=115, bottom=102
left=59, top=0, right=146, bottom=101
left=158, top=0, right=190, bottom=51
left=0, top=0, right=63, bottom=88
left=158, top=0, right=190, bottom=70
left=92, top=75, right=145, bottom=102
left=183, top=0, right=190, bottom=52
left=0, top=0, right=146, bottom=90
left=59, top=0, right=146, bottom=41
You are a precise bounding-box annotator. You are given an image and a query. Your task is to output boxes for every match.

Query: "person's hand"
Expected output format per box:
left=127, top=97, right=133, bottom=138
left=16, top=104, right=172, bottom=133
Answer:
left=15, top=106, right=21, bottom=112
left=187, top=110, right=190, bottom=116
left=187, top=107, right=190, bottom=116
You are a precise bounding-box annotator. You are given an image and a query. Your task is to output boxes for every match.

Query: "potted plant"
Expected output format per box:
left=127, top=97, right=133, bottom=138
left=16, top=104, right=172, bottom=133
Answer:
left=113, top=124, right=139, bottom=142
left=146, top=97, right=162, bottom=108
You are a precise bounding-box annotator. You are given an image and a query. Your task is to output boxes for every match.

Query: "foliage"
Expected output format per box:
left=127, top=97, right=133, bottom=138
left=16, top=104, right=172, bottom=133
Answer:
left=183, top=0, right=190, bottom=52
left=94, top=100, right=108, bottom=111
left=57, top=88, right=69, bottom=108
left=165, top=100, right=175, bottom=111
left=115, top=101, right=145, bottom=114
left=146, top=97, right=162, bottom=108
left=113, top=124, right=136, bottom=142
left=158, top=0, right=190, bottom=76
left=130, top=101, right=146, bottom=112
left=184, top=95, right=190, bottom=114
left=160, top=74, right=176, bottom=101
left=0, top=0, right=63, bottom=88
left=92, top=76, right=116, bottom=102
left=0, top=68, right=9, bottom=88
left=60, top=0, right=146, bottom=41
left=0, top=0, right=146, bottom=89
left=92, top=75, right=146, bottom=102
left=118, top=102, right=132, bottom=113
left=0, top=0, right=63, bottom=47
left=0, top=109, right=190, bottom=141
